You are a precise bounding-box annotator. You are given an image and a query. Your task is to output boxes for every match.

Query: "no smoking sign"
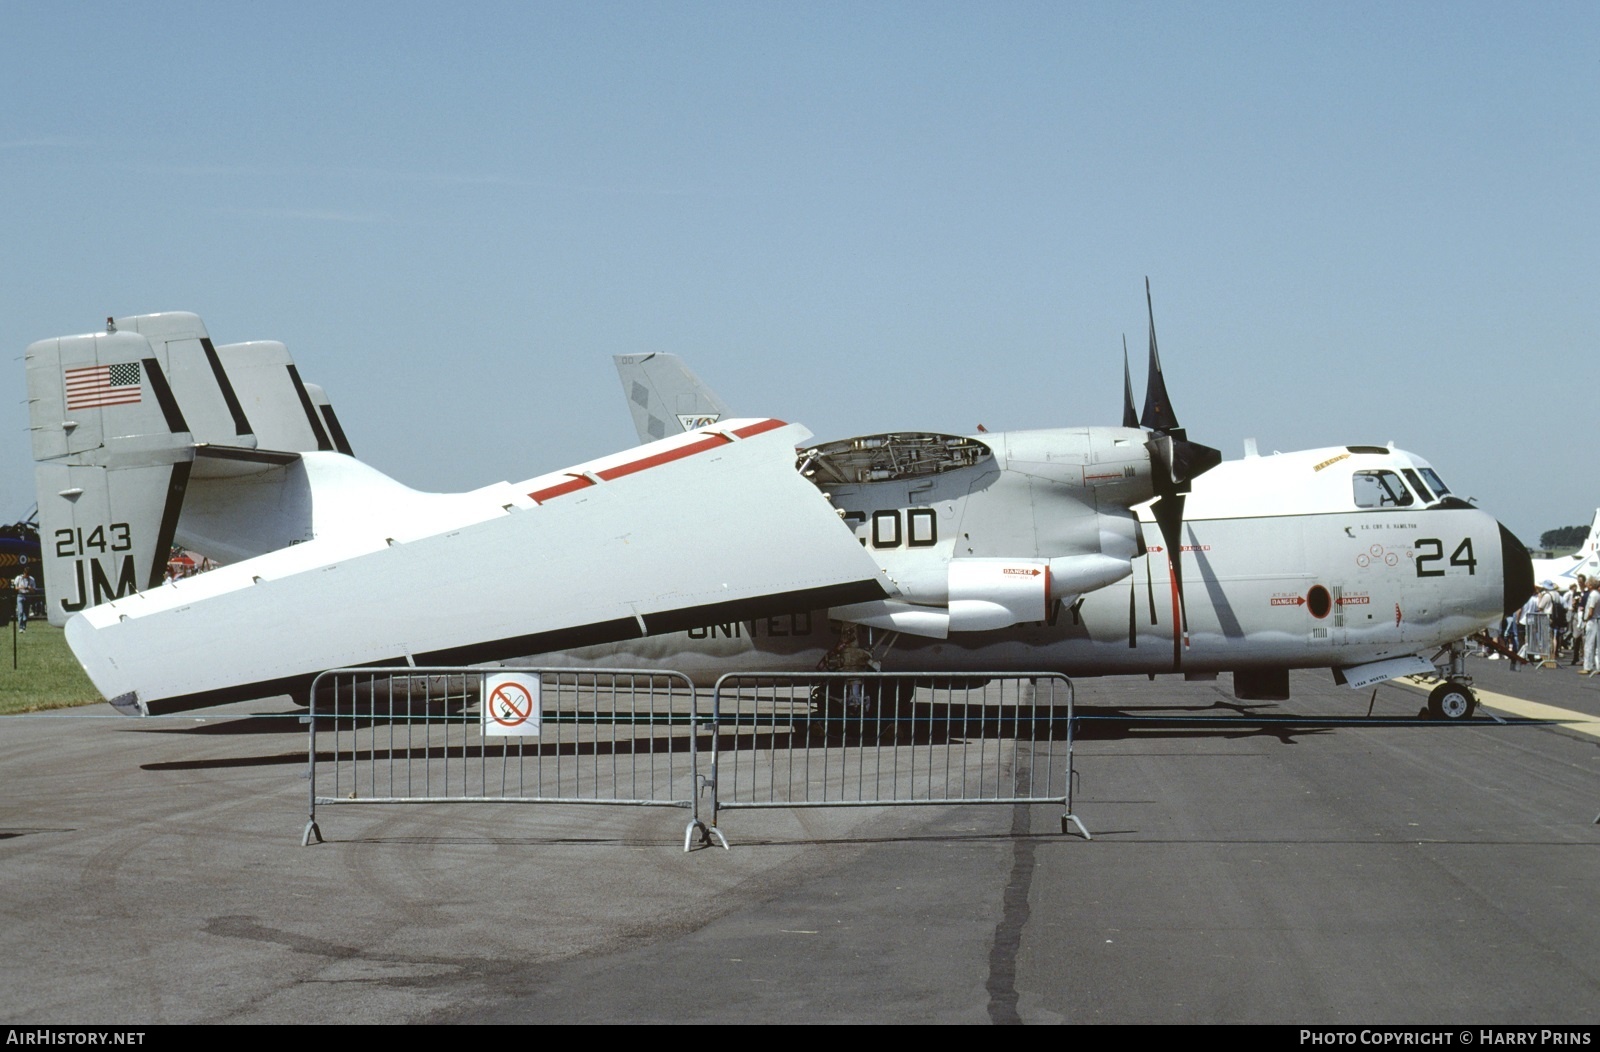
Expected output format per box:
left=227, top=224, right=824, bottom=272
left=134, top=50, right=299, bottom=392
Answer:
left=482, top=673, right=541, bottom=736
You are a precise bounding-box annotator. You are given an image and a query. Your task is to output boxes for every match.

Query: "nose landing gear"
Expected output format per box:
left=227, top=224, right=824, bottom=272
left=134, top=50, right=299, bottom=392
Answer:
left=1421, top=640, right=1479, bottom=720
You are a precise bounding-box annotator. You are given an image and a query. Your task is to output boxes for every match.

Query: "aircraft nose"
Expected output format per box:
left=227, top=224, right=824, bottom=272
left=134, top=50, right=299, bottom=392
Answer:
left=1498, top=520, right=1535, bottom=617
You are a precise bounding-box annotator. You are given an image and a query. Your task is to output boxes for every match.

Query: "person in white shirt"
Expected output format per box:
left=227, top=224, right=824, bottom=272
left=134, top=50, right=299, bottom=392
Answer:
left=11, top=569, right=36, bottom=631
left=1583, top=582, right=1600, bottom=675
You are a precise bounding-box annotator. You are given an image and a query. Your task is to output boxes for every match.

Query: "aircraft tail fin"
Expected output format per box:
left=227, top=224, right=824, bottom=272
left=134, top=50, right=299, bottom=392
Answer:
left=26, top=318, right=217, bottom=624
left=301, top=381, right=355, bottom=456
left=214, top=339, right=346, bottom=454
left=614, top=353, right=731, bottom=444
left=25, top=313, right=352, bottom=625
left=1582, top=509, right=1600, bottom=558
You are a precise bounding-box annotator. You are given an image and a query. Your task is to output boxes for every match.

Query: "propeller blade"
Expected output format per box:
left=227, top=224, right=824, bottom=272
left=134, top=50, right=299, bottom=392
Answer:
left=1127, top=570, right=1138, bottom=649
left=1146, top=558, right=1158, bottom=625
left=1152, top=492, right=1190, bottom=669
left=1122, top=336, right=1138, bottom=429
left=1134, top=279, right=1219, bottom=668
left=1140, top=277, right=1180, bottom=433
left=1140, top=282, right=1221, bottom=489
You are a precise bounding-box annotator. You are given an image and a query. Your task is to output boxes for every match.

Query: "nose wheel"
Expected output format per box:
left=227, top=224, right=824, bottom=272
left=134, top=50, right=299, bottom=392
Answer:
left=811, top=678, right=917, bottom=719
left=1427, top=681, right=1477, bottom=720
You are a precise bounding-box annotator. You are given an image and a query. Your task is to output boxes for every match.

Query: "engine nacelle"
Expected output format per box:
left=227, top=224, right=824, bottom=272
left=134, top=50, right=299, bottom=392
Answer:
left=832, top=553, right=1134, bottom=637
left=948, top=558, right=1050, bottom=631
left=1047, top=552, right=1135, bottom=596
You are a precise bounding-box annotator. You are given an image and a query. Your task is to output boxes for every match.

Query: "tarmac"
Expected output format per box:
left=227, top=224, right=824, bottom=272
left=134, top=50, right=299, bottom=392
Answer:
left=2, top=656, right=1598, bottom=1024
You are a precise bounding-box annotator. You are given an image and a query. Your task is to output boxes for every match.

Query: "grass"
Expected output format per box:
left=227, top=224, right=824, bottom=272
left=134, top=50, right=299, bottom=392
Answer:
left=0, top=622, right=103, bottom=714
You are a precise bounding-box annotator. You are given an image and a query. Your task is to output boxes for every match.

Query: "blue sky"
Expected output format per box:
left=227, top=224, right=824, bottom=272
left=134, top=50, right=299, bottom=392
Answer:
left=4, top=2, right=1596, bottom=545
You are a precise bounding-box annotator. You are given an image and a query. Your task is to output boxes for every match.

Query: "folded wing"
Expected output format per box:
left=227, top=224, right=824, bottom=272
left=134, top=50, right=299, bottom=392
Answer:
left=66, top=417, right=888, bottom=711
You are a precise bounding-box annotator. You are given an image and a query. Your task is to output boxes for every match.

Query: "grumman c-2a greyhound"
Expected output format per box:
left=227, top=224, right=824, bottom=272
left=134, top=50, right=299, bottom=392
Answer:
left=27, top=293, right=1533, bottom=719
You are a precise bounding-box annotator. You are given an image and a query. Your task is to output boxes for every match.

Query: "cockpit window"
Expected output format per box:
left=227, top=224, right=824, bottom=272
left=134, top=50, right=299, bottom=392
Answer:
left=1418, top=467, right=1451, bottom=497
left=1402, top=468, right=1434, bottom=503
left=1352, top=469, right=1415, bottom=508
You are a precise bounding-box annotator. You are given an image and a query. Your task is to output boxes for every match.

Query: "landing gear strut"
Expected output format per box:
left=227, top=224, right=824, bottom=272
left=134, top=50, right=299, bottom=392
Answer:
left=1425, top=640, right=1478, bottom=720
left=811, top=677, right=916, bottom=719
left=813, top=624, right=908, bottom=719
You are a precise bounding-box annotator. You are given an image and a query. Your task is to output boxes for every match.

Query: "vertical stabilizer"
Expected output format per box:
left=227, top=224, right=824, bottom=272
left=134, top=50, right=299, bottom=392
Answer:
left=215, top=340, right=335, bottom=453
left=614, top=353, right=731, bottom=443
left=27, top=314, right=374, bottom=612
left=26, top=326, right=197, bottom=624
left=113, top=313, right=257, bottom=445
left=301, top=382, right=354, bottom=455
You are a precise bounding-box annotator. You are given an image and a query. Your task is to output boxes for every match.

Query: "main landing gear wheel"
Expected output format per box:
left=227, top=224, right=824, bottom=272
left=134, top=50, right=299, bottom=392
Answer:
left=812, top=679, right=916, bottom=720
left=1427, top=682, right=1477, bottom=720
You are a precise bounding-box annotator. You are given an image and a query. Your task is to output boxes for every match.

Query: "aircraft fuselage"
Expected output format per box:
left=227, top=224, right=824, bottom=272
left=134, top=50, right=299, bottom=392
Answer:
left=542, top=441, right=1527, bottom=686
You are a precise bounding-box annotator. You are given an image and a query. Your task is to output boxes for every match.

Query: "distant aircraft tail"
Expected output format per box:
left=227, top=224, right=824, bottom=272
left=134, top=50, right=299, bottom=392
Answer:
left=614, top=353, right=731, bottom=443
left=1582, top=510, right=1600, bottom=558
left=25, top=313, right=352, bottom=625
left=1531, top=507, right=1600, bottom=589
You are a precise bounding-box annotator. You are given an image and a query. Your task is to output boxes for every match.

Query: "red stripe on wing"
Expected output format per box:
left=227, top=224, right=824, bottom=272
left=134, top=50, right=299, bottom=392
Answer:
left=528, top=475, right=595, bottom=504
left=529, top=420, right=789, bottom=503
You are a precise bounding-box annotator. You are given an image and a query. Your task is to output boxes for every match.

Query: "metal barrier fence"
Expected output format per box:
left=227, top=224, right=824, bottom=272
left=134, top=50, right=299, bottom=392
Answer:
left=302, top=667, right=1087, bottom=849
left=706, top=672, right=1086, bottom=841
left=1522, top=612, right=1553, bottom=665
left=302, top=667, right=706, bottom=848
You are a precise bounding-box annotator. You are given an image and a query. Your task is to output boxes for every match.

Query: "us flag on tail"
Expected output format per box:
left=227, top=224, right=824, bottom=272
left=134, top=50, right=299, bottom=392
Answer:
left=64, top=362, right=142, bottom=411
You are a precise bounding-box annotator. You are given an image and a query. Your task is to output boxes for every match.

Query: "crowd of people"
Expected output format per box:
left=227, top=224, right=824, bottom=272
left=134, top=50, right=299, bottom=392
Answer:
left=1493, top=576, right=1600, bottom=673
